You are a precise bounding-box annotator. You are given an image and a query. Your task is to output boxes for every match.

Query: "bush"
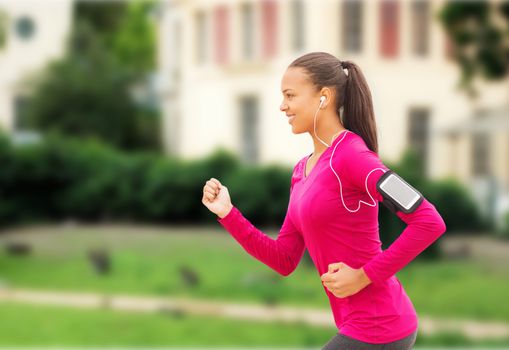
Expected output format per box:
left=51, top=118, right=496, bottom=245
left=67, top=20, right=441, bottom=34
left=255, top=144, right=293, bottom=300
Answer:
left=421, top=177, right=487, bottom=234
left=0, top=135, right=66, bottom=224
left=0, top=134, right=269, bottom=225
left=226, top=165, right=291, bottom=227
left=0, top=132, right=485, bottom=245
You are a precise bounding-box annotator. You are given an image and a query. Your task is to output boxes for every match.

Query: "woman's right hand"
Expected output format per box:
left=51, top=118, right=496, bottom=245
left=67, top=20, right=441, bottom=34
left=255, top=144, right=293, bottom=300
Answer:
left=202, top=178, right=233, bottom=219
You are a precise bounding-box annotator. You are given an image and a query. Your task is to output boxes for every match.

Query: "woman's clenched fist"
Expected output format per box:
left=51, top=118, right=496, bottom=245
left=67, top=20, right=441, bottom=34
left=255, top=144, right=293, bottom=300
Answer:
left=202, top=178, right=233, bottom=218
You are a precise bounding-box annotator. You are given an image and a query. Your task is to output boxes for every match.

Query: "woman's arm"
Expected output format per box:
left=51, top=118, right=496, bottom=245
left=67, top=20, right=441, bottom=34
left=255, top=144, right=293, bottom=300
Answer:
left=217, top=205, right=305, bottom=276
left=361, top=198, right=446, bottom=285
left=342, top=141, right=447, bottom=285
left=216, top=161, right=306, bottom=276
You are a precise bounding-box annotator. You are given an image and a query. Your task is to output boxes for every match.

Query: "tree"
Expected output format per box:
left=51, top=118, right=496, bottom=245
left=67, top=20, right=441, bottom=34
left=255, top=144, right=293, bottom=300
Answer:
left=111, top=1, right=156, bottom=74
left=438, top=2, right=509, bottom=98
left=19, top=1, right=160, bottom=151
left=75, top=1, right=127, bottom=35
left=75, top=0, right=156, bottom=74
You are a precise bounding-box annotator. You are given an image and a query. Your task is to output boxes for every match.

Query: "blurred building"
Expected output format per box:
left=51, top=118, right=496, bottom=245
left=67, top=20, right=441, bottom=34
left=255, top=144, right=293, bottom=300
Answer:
left=157, top=0, right=509, bottom=228
left=0, top=0, right=73, bottom=141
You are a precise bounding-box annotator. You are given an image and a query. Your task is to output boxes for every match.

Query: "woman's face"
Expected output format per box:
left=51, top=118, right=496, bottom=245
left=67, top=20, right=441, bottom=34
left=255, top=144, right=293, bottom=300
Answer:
left=280, top=67, right=321, bottom=134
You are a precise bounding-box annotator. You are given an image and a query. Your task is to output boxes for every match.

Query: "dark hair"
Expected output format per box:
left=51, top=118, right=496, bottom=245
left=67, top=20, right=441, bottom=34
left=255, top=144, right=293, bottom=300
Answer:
left=288, top=52, right=378, bottom=154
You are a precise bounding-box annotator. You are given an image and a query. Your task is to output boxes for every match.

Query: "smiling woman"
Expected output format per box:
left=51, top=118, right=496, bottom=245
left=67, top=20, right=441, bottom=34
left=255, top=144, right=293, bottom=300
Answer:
left=202, top=52, right=446, bottom=350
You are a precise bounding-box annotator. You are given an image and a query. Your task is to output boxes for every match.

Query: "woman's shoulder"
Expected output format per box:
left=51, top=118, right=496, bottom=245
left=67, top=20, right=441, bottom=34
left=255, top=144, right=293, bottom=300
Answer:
left=331, top=130, right=368, bottom=163
left=331, top=131, right=381, bottom=177
left=342, top=130, right=370, bottom=153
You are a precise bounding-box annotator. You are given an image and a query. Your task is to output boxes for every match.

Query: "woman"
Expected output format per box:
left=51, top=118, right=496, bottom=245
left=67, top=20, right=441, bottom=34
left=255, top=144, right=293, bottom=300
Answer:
left=201, top=52, right=446, bottom=349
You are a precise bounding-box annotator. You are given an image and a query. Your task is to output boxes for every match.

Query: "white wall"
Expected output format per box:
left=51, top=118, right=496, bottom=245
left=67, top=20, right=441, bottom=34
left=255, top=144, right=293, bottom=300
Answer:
left=158, top=0, right=508, bottom=179
left=0, top=0, right=73, bottom=131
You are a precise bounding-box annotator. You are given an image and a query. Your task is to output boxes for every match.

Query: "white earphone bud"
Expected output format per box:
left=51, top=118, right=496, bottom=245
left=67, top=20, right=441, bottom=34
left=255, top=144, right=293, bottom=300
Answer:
left=319, top=96, right=326, bottom=104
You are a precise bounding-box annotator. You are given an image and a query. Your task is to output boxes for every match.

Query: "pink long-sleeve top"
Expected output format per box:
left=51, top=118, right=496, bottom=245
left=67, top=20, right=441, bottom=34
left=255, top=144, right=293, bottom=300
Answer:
left=217, top=129, right=447, bottom=344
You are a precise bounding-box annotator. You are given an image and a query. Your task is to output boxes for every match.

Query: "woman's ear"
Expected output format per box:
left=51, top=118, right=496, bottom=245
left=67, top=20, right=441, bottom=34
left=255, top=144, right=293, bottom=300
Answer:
left=320, top=88, right=333, bottom=108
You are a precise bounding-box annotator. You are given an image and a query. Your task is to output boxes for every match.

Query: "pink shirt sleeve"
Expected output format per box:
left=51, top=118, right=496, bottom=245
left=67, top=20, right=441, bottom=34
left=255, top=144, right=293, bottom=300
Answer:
left=216, top=162, right=306, bottom=276
left=342, top=144, right=447, bottom=285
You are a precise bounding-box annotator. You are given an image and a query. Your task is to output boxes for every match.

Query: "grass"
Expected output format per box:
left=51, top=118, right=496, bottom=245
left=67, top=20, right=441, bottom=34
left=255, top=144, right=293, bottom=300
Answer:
left=399, top=260, right=509, bottom=321
left=0, top=301, right=334, bottom=346
left=0, top=225, right=508, bottom=347
left=0, top=225, right=508, bottom=325
left=0, top=225, right=329, bottom=307
left=0, top=301, right=508, bottom=347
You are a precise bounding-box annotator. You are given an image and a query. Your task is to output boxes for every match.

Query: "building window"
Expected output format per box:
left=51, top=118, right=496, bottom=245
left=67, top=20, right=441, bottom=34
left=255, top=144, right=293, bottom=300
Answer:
left=13, top=95, right=42, bottom=145
left=379, top=0, right=399, bottom=58
left=411, top=0, right=430, bottom=56
left=471, top=132, right=490, bottom=176
left=172, top=20, right=181, bottom=81
left=290, top=0, right=304, bottom=51
left=408, top=107, right=429, bottom=172
left=195, top=11, right=206, bottom=64
left=15, top=16, right=35, bottom=40
left=342, top=0, right=363, bottom=53
left=240, top=3, right=255, bottom=60
left=239, top=96, right=259, bottom=164
left=214, top=5, right=229, bottom=65
left=261, top=0, right=278, bottom=58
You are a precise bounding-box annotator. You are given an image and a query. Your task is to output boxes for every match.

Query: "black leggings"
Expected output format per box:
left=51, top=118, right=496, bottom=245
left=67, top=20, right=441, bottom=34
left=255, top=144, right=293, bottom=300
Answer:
left=322, top=330, right=417, bottom=350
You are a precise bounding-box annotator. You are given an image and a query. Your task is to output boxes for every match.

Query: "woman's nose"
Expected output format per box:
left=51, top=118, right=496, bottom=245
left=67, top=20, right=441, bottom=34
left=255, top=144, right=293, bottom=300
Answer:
left=280, top=102, right=287, bottom=112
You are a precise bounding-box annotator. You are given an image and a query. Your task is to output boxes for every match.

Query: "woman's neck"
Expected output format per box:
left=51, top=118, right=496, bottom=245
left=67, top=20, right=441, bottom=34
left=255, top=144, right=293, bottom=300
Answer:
left=310, top=114, right=346, bottom=156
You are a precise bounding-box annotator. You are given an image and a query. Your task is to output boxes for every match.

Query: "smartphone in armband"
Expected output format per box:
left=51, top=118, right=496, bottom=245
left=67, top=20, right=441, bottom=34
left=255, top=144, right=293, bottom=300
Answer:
left=376, top=171, right=424, bottom=214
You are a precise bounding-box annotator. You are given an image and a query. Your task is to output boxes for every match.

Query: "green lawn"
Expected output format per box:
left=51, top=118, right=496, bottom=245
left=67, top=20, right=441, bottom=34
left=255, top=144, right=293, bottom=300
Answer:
left=0, top=301, right=333, bottom=346
left=0, top=301, right=508, bottom=347
left=0, top=226, right=508, bottom=323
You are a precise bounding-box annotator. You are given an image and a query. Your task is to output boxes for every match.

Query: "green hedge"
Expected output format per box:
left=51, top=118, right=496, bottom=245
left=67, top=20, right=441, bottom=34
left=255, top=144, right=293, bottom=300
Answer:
left=0, top=134, right=288, bottom=226
left=0, top=134, right=484, bottom=241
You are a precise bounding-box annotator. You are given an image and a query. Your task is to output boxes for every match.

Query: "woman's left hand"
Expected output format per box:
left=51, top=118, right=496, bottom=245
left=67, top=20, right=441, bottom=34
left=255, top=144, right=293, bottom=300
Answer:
left=320, top=262, right=372, bottom=298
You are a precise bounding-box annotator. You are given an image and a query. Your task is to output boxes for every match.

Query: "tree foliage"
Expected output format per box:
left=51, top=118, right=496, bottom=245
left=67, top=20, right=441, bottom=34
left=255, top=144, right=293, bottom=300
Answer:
left=19, top=1, right=160, bottom=151
left=438, top=2, right=509, bottom=97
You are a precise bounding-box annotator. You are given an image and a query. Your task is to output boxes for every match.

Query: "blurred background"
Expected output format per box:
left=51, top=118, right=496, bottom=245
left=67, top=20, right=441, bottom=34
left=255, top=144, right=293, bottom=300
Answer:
left=0, top=0, right=508, bottom=348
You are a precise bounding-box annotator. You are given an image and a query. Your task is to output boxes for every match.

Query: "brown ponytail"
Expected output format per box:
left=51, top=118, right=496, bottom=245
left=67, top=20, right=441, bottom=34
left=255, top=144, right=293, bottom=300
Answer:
left=289, top=53, right=378, bottom=154
left=340, top=60, right=378, bottom=154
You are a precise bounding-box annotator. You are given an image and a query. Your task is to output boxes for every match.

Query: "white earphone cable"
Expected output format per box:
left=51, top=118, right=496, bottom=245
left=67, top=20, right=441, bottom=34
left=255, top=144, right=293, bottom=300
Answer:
left=313, top=100, right=331, bottom=148
left=328, top=132, right=387, bottom=212
left=311, top=98, right=387, bottom=212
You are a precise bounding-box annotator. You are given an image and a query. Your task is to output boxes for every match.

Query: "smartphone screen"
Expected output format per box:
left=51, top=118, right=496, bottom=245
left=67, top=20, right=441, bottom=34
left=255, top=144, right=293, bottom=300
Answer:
left=378, top=174, right=421, bottom=210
